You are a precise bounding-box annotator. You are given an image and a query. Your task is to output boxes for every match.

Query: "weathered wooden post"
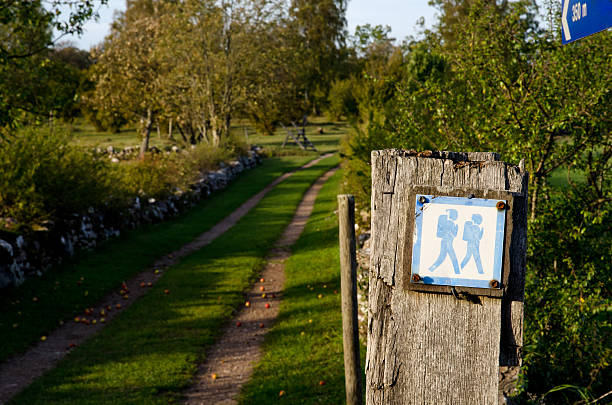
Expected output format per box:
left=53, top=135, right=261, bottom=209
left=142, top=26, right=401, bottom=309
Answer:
left=367, top=150, right=528, bottom=405
left=338, top=194, right=364, bottom=405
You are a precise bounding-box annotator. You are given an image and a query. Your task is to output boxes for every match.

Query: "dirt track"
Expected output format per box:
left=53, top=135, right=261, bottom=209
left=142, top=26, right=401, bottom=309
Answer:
left=183, top=166, right=339, bottom=405
left=0, top=153, right=333, bottom=404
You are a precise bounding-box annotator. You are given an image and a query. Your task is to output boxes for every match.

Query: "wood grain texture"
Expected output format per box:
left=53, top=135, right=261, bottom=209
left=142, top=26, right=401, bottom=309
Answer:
left=367, top=150, right=528, bottom=405
left=338, top=195, right=364, bottom=405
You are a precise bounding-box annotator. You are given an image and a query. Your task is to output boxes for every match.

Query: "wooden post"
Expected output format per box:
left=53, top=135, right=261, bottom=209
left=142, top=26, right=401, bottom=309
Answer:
left=338, top=194, right=364, bottom=405
left=367, top=150, right=528, bottom=405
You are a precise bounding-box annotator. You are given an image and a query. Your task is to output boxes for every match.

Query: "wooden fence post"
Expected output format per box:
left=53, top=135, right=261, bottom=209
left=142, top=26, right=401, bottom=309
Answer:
left=367, top=150, right=528, bottom=405
left=338, top=194, right=364, bottom=405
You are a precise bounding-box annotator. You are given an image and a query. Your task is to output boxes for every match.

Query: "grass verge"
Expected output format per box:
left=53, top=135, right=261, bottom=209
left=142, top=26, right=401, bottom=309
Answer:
left=238, top=169, right=366, bottom=404
left=9, top=155, right=339, bottom=405
left=0, top=155, right=315, bottom=363
left=68, top=116, right=347, bottom=155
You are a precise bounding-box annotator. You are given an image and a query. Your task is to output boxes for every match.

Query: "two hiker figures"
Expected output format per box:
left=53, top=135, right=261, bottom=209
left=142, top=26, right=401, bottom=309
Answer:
left=429, top=209, right=484, bottom=275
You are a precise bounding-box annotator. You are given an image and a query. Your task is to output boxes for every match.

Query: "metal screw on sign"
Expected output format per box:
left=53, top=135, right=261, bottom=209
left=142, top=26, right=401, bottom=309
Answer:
left=419, top=196, right=428, bottom=204
left=412, top=274, right=421, bottom=283
left=496, top=201, right=506, bottom=210
left=489, top=280, right=500, bottom=288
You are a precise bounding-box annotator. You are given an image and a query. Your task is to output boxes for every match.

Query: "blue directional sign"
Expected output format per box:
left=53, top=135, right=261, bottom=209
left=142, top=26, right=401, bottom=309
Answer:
left=562, top=0, right=612, bottom=44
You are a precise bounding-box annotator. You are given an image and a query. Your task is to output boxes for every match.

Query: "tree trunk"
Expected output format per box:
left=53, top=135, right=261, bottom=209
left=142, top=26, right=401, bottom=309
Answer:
left=203, top=120, right=210, bottom=144
left=530, top=178, right=540, bottom=221
left=224, top=113, right=231, bottom=140
left=211, top=128, right=220, bottom=147
left=139, top=108, right=153, bottom=160
left=168, top=118, right=174, bottom=140
left=176, top=123, right=188, bottom=144
left=189, top=125, right=197, bottom=145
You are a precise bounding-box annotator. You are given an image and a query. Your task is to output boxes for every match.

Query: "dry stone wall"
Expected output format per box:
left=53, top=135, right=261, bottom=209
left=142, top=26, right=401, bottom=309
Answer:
left=0, top=149, right=262, bottom=289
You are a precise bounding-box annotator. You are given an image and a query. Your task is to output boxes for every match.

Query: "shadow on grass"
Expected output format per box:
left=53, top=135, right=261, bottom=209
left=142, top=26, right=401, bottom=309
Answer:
left=7, top=156, right=340, bottom=405
left=0, top=156, right=315, bottom=363
left=237, top=168, right=363, bottom=405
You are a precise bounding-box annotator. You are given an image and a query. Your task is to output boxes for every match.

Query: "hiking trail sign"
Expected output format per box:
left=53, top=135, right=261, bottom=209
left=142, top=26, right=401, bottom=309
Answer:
left=562, top=0, right=612, bottom=44
left=367, top=150, right=528, bottom=405
left=410, top=194, right=508, bottom=293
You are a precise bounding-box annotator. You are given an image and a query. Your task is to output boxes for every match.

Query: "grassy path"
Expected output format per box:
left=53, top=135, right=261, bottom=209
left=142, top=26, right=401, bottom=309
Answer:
left=0, top=156, right=314, bottom=365
left=184, top=166, right=339, bottom=404
left=238, top=169, right=366, bottom=404
left=8, top=156, right=339, bottom=404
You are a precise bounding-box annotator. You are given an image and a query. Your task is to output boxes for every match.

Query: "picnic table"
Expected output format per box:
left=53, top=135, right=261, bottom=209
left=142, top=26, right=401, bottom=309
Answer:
left=281, top=115, right=317, bottom=151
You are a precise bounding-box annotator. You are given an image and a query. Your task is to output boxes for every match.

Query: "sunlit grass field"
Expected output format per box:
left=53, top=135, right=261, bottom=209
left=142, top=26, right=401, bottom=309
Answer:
left=65, top=116, right=347, bottom=155
left=8, top=155, right=340, bottom=405
left=0, top=155, right=315, bottom=363
left=239, top=169, right=366, bottom=404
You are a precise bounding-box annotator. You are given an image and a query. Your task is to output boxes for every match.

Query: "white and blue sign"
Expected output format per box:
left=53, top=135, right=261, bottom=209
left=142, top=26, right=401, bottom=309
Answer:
left=411, top=195, right=506, bottom=289
left=562, top=0, right=612, bottom=44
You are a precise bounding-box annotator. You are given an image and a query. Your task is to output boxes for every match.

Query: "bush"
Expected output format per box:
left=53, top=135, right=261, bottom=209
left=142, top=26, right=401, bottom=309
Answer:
left=116, top=157, right=183, bottom=200
left=0, top=127, right=249, bottom=230
left=519, top=186, right=611, bottom=404
left=0, top=128, right=117, bottom=229
left=326, top=78, right=358, bottom=121
left=249, top=101, right=281, bottom=136
left=220, top=132, right=249, bottom=158
left=115, top=140, right=241, bottom=200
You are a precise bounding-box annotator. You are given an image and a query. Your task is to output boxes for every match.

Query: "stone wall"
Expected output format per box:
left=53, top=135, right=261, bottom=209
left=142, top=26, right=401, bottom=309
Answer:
left=0, top=149, right=262, bottom=289
left=94, top=144, right=186, bottom=162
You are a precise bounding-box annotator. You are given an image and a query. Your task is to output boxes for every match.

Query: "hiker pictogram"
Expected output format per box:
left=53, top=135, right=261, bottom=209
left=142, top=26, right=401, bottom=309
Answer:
left=429, top=209, right=460, bottom=274
left=461, top=214, right=484, bottom=274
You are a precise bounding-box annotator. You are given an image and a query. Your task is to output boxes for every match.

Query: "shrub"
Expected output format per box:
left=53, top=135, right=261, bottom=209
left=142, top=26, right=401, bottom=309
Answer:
left=220, top=132, right=249, bottom=158
left=327, top=78, right=358, bottom=121
left=249, top=102, right=281, bottom=136
left=116, top=141, right=239, bottom=200
left=0, top=128, right=116, bottom=229
left=0, top=127, right=249, bottom=231
left=116, top=157, right=183, bottom=200
left=519, top=186, right=611, bottom=404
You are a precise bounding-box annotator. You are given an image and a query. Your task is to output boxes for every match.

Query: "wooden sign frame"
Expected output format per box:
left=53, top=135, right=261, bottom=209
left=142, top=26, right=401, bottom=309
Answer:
left=403, top=185, right=515, bottom=298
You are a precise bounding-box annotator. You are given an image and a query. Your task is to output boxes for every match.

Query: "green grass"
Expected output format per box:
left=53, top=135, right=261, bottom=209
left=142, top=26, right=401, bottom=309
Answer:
left=238, top=169, right=366, bottom=405
left=67, top=116, right=347, bottom=155
left=548, top=166, right=587, bottom=189
left=9, top=155, right=340, bottom=405
left=65, top=120, right=158, bottom=150
left=66, top=118, right=175, bottom=150
left=241, top=116, right=347, bottom=155
left=0, top=155, right=316, bottom=363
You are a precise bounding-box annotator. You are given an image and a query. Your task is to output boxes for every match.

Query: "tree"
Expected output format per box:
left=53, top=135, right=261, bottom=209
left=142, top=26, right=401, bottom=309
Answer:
left=243, top=9, right=309, bottom=134
left=427, top=0, right=510, bottom=47
left=0, top=1, right=107, bottom=128
left=88, top=0, right=168, bottom=157
left=157, top=0, right=291, bottom=142
left=397, top=0, right=610, bottom=217
left=289, top=0, right=348, bottom=114
left=52, top=43, right=92, bottom=71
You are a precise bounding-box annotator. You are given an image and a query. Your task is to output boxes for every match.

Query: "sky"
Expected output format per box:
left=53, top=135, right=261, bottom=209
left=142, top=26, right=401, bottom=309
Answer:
left=60, top=0, right=439, bottom=50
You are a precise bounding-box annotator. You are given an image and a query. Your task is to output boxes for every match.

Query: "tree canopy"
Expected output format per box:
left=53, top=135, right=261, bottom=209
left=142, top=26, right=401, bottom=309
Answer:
left=0, top=0, right=107, bottom=129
